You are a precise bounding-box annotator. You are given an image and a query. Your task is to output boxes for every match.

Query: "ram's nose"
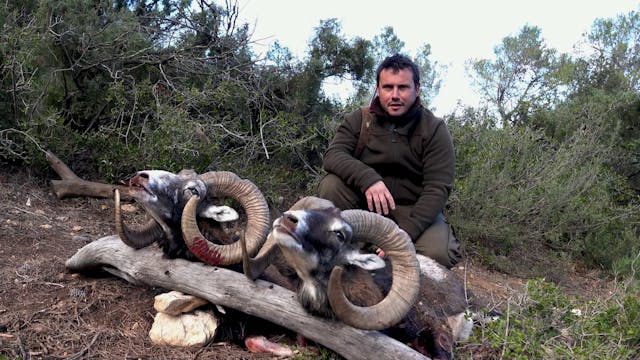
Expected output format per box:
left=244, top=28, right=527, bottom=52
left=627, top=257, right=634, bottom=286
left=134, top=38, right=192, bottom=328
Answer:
left=281, top=212, right=299, bottom=230
left=128, top=171, right=152, bottom=187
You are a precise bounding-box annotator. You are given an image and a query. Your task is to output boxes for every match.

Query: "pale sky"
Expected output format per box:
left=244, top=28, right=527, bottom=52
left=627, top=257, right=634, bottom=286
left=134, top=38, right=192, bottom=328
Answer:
left=236, top=0, right=639, bottom=114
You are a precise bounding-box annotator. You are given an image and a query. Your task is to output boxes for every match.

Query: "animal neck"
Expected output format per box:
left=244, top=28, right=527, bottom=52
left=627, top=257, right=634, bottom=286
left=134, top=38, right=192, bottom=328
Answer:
left=296, top=275, right=333, bottom=318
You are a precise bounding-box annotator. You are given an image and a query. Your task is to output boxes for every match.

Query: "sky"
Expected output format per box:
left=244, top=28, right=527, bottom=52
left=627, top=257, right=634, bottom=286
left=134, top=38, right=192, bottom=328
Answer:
left=235, top=0, right=639, bottom=114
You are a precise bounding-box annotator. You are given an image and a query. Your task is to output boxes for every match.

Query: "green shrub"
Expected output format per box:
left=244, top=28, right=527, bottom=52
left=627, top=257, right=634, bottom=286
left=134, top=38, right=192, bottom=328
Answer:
left=448, top=113, right=640, bottom=277
left=458, top=278, right=640, bottom=359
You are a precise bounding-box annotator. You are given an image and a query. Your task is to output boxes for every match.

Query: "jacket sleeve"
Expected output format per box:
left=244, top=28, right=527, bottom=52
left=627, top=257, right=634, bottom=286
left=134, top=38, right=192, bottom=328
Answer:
left=397, top=120, right=455, bottom=240
left=322, top=109, right=383, bottom=192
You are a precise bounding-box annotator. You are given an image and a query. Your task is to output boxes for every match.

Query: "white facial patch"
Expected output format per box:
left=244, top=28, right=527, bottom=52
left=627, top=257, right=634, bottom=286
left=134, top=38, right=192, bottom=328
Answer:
left=200, top=205, right=239, bottom=222
left=328, top=217, right=351, bottom=238
left=147, top=170, right=174, bottom=185
left=182, top=179, right=206, bottom=197
left=136, top=170, right=179, bottom=219
left=271, top=216, right=303, bottom=251
left=144, top=170, right=175, bottom=202
left=416, top=254, right=447, bottom=282
left=345, top=251, right=386, bottom=270
left=300, top=279, right=320, bottom=303
left=286, top=210, right=310, bottom=234
left=277, top=236, right=303, bottom=251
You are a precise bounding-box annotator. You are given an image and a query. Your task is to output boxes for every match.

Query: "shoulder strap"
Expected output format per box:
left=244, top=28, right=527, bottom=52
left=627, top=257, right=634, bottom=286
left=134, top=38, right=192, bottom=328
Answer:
left=354, top=106, right=373, bottom=158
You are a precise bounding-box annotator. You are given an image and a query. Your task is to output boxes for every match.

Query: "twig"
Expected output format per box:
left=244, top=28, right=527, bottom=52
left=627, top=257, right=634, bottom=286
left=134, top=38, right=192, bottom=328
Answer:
left=500, top=298, right=511, bottom=360
left=15, top=269, right=29, bottom=280
left=17, top=334, right=29, bottom=360
left=10, top=206, right=52, bottom=222
left=212, top=123, right=247, bottom=140
left=258, top=114, right=274, bottom=159
left=0, top=128, right=47, bottom=159
left=64, top=331, right=102, bottom=360
left=42, top=282, right=65, bottom=288
left=292, top=147, right=319, bottom=177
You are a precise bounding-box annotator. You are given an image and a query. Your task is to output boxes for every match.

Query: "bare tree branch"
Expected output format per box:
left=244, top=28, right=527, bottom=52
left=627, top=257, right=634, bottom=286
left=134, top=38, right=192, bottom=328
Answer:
left=65, top=236, right=429, bottom=360
left=46, top=151, right=131, bottom=200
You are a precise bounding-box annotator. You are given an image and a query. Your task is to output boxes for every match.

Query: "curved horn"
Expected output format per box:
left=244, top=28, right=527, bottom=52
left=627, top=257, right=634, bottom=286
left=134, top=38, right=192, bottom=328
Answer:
left=182, top=171, right=270, bottom=266
left=114, top=189, right=164, bottom=249
left=288, top=196, right=335, bottom=211
left=241, top=232, right=281, bottom=280
left=327, top=209, right=420, bottom=330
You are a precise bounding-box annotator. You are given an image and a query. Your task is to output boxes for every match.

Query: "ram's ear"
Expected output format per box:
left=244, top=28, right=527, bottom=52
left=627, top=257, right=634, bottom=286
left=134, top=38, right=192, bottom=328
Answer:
left=344, top=250, right=386, bottom=270
left=199, top=205, right=239, bottom=222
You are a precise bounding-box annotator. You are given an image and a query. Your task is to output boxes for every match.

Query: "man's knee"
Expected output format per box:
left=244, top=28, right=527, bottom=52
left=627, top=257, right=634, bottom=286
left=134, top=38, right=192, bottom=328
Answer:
left=414, top=217, right=461, bottom=269
left=317, top=173, right=361, bottom=210
left=317, top=173, right=342, bottom=204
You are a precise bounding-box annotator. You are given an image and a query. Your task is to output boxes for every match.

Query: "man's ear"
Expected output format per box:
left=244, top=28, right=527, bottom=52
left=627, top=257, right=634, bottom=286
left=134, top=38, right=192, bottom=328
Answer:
left=344, top=250, right=386, bottom=270
left=200, top=205, right=239, bottom=222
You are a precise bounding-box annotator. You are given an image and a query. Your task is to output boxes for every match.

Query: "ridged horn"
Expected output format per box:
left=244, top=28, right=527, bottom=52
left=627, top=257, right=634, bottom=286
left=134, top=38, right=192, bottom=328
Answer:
left=327, top=209, right=420, bottom=330
left=241, top=232, right=281, bottom=280
left=181, top=171, right=270, bottom=266
left=114, top=189, right=165, bottom=249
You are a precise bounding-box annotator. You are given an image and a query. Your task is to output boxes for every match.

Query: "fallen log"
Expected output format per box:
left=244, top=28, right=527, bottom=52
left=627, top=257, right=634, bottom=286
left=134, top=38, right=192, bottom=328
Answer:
left=49, top=179, right=131, bottom=200
left=46, top=151, right=80, bottom=180
left=46, top=151, right=131, bottom=200
left=66, top=235, right=429, bottom=360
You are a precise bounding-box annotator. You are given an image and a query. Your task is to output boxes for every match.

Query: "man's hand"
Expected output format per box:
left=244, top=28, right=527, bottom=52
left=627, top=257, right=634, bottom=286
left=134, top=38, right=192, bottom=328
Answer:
left=365, top=180, right=396, bottom=215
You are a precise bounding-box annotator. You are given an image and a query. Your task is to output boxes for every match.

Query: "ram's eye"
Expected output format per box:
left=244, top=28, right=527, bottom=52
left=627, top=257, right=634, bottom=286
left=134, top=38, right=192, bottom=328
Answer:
left=186, top=187, right=199, bottom=196
left=334, top=231, right=345, bottom=241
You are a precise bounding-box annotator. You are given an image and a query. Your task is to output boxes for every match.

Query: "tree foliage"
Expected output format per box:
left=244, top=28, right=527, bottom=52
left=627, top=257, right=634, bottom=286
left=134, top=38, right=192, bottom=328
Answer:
left=369, top=26, right=444, bottom=106
left=468, top=25, right=566, bottom=126
left=581, top=10, right=640, bottom=92
left=455, top=10, right=640, bottom=276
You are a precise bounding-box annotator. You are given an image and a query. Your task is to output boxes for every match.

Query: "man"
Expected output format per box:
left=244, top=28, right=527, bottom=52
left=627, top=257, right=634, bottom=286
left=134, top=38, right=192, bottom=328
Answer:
left=318, top=53, right=461, bottom=268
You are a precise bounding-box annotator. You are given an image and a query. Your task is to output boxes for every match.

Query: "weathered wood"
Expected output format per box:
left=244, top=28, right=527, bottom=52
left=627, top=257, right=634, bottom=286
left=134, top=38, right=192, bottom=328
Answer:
left=66, top=236, right=429, bottom=360
left=49, top=179, right=131, bottom=200
left=46, top=151, right=80, bottom=180
left=45, top=151, right=132, bottom=200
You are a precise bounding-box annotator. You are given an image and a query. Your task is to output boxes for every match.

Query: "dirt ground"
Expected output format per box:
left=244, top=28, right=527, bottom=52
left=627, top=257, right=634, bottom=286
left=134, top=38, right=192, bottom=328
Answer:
left=0, top=168, right=610, bottom=359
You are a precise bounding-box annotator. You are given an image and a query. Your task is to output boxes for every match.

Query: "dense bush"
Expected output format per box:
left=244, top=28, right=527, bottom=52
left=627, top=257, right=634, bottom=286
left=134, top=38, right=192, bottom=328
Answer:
left=457, top=277, right=640, bottom=359
left=448, top=107, right=640, bottom=278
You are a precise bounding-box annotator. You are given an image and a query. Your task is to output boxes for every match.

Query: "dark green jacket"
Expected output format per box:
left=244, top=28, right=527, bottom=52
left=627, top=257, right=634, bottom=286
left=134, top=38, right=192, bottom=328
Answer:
left=322, top=97, right=455, bottom=239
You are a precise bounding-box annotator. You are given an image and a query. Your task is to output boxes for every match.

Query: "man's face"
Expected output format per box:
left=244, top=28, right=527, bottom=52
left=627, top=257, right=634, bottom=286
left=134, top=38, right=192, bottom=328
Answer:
left=376, top=68, right=419, bottom=117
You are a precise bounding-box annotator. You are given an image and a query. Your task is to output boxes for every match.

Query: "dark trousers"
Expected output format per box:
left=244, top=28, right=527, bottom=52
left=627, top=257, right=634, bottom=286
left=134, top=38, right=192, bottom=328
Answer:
left=318, top=173, right=461, bottom=268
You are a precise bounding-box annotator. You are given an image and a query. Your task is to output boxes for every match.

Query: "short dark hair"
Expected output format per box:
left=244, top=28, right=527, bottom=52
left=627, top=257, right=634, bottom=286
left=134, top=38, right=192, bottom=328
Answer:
left=376, top=53, right=420, bottom=87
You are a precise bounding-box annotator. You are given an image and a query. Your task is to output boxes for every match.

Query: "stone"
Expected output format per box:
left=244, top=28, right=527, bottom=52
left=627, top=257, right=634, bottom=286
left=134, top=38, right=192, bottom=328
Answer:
left=148, top=310, right=219, bottom=347
left=153, top=290, right=209, bottom=316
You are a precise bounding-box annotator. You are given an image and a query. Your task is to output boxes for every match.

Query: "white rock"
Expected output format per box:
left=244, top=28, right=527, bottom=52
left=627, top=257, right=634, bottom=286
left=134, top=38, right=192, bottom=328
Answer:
left=154, top=290, right=209, bottom=315
left=148, top=310, right=219, bottom=347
